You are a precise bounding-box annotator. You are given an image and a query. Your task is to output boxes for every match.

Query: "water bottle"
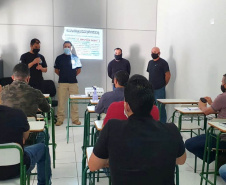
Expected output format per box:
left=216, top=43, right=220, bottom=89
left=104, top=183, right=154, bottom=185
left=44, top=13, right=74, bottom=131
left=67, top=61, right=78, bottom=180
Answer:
left=92, top=86, right=98, bottom=102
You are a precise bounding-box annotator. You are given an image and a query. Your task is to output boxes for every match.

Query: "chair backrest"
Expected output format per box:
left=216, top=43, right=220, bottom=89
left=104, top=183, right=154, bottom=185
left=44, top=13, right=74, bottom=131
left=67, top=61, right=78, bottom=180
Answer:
left=0, top=143, right=26, bottom=185
left=41, top=80, right=56, bottom=97
left=0, top=77, right=13, bottom=86
left=0, top=143, right=22, bottom=165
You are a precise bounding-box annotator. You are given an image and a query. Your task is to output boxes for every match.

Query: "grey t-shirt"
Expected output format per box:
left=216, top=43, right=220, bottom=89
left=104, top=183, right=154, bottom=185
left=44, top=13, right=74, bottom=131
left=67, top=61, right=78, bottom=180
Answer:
left=211, top=92, right=226, bottom=118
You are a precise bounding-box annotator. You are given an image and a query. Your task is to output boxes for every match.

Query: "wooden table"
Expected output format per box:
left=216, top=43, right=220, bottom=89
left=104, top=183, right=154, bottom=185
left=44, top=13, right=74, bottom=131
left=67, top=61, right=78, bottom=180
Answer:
left=173, top=107, right=206, bottom=132
left=67, top=95, right=100, bottom=143
left=156, top=99, right=199, bottom=121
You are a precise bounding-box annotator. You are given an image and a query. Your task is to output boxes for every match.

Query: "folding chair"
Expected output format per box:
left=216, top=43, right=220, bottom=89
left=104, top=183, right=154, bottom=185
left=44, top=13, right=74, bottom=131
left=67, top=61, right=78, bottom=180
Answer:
left=0, top=143, right=28, bottom=185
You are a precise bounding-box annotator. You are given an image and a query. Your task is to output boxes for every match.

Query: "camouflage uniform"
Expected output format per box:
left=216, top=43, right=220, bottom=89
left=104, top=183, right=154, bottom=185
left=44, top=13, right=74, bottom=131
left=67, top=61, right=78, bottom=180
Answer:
left=1, top=80, right=50, bottom=117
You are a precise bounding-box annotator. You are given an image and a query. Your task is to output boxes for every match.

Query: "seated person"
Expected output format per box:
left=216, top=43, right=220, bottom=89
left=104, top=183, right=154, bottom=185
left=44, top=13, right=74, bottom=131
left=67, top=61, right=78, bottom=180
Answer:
left=89, top=74, right=186, bottom=185
left=0, top=105, right=51, bottom=184
left=219, top=164, right=226, bottom=182
left=0, top=63, right=50, bottom=144
left=103, top=101, right=160, bottom=126
left=0, top=63, right=50, bottom=117
left=95, top=70, right=129, bottom=114
left=185, top=74, right=226, bottom=163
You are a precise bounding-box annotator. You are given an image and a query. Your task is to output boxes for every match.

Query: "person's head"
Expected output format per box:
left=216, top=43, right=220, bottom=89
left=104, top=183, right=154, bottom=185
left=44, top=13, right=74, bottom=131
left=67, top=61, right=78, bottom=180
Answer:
left=221, top=74, right=226, bottom=92
left=113, top=70, right=129, bottom=88
left=151, top=47, right=160, bottom=60
left=63, top=41, right=73, bottom=55
left=11, top=63, right=30, bottom=83
left=30, top=38, right=41, bottom=55
left=124, top=74, right=154, bottom=117
left=114, top=48, right=122, bottom=60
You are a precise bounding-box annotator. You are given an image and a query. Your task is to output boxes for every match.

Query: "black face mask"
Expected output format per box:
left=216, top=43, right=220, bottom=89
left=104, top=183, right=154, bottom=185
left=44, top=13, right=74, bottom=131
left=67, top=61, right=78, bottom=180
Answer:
left=151, top=53, right=159, bottom=59
left=115, top=54, right=122, bottom=60
left=33, top=49, right=40, bottom=55
left=221, top=85, right=226, bottom=92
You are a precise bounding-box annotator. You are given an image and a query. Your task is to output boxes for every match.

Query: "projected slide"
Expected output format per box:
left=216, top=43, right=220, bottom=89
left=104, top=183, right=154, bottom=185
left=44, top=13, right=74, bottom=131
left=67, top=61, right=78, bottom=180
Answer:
left=62, top=27, right=103, bottom=60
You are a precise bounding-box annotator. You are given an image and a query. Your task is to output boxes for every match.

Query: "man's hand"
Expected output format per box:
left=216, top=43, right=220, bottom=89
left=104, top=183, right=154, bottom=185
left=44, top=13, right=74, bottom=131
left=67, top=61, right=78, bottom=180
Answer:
left=33, top=57, right=41, bottom=64
left=0, top=85, right=2, bottom=92
left=204, top=96, right=212, bottom=105
left=36, top=64, right=43, bottom=70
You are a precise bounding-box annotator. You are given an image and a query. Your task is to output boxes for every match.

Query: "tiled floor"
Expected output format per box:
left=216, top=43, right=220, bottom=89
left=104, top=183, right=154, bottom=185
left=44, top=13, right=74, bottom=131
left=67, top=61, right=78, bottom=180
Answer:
left=29, top=118, right=226, bottom=185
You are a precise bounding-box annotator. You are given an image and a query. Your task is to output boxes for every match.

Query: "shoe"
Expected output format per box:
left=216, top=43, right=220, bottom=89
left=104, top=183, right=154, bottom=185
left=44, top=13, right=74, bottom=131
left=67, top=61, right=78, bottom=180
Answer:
left=56, top=121, right=63, bottom=126
left=72, top=120, right=81, bottom=125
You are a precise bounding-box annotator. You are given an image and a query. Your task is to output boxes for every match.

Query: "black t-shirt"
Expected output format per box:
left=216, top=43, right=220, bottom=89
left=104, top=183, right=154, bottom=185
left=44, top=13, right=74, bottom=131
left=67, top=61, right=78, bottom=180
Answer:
left=147, top=58, right=169, bottom=90
left=20, top=52, right=47, bottom=88
left=54, top=54, right=82, bottom=83
left=0, top=105, right=30, bottom=180
left=93, top=115, right=185, bottom=185
left=108, top=58, right=131, bottom=83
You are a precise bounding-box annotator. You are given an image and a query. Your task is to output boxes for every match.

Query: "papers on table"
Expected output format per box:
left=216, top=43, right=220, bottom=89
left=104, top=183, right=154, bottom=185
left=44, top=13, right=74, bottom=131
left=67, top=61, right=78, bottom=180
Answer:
left=87, top=106, right=95, bottom=112
left=70, top=94, right=88, bottom=98
left=183, top=107, right=200, bottom=111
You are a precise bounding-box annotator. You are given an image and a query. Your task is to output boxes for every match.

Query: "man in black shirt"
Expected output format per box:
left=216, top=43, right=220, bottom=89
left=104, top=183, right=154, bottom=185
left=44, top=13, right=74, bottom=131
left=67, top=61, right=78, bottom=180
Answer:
left=20, top=38, right=47, bottom=91
left=147, top=47, right=171, bottom=123
left=0, top=105, right=51, bottom=184
left=89, top=74, right=186, bottom=185
left=107, top=48, right=130, bottom=89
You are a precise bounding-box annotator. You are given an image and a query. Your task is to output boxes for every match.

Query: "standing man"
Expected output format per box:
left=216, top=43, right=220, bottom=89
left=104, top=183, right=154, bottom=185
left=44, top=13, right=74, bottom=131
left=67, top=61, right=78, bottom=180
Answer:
left=54, top=41, right=82, bottom=126
left=147, top=47, right=171, bottom=123
left=108, top=48, right=130, bottom=89
left=20, top=38, right=47, bottom=91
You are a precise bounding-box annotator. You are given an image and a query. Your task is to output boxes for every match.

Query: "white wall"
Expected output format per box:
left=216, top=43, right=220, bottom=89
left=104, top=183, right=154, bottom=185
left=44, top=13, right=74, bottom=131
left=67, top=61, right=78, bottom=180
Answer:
left=0, top=0, right=157, bottom=116
left=156, top=0, right=226, bottom=119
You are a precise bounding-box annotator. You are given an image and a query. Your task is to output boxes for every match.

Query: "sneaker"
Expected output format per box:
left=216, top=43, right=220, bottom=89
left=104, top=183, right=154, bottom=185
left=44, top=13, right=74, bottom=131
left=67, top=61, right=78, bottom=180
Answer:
left=56, top=121, right=63, bottom=126
left=72, top=120, right=81, bottom=125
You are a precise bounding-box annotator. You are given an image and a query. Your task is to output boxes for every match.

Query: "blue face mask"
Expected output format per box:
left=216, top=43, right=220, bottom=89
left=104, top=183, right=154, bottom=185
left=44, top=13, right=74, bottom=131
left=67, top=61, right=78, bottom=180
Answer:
left=64, top=48, right=71, bottom=55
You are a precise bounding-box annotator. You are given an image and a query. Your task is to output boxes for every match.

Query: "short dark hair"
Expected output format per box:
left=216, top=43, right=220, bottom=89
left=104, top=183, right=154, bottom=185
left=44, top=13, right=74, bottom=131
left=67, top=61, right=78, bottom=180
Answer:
left=124, top=74, right=154, bottom=116
left=30, top=38, right=40, bottom=46
left=114, top=71, right=129, bottom=86
left=63, top=41, right=73, bottom=47
left=114, top=48, right=122, bottom=53
left=13, top=63, right=30, bottom=79
left=223, top=74, right=226, bottom=83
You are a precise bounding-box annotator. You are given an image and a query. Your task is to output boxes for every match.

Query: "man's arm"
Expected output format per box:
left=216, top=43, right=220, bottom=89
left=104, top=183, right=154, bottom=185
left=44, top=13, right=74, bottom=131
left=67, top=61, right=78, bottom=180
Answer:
left=88, top=153, right=109, bottom=171
left=23, top=130, right=30, bottom=144
left=38, top=92, right=51, bottom=112
left=55, top=69, right=60, bottom=76
left=28, top=58, right=40, bottom=68
left=36, top=64, right=47, bottom=72
left=127, top=61, right=131, bottom=75
left=176, top=152, right=186, bottom=165
left=95, top=96, right=105, bottom=114
left=198, top=100, right=216, bottom=115
left=165, top=71, right=171, bottom=85
left=107, top=62, right=112, bottom=79
left=76, top=68, right=81, bottom=76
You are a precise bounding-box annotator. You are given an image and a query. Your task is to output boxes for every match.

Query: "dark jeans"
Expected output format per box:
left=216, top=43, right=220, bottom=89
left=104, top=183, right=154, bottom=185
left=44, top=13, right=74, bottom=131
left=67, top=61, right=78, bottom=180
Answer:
left=25, top=143, right=51, bottom=185
left=154, top=86, right=167, bottom=123
left=185, top=134, right=226, bottom=163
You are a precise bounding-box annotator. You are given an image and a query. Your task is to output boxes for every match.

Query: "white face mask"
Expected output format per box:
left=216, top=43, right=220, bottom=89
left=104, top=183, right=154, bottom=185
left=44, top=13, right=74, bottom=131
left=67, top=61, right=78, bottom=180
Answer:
left=124, top=109, right=128, bottom=118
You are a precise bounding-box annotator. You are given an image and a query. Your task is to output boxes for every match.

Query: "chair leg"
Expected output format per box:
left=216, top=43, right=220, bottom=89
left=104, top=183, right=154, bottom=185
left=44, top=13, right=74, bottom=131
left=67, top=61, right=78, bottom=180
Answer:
left=194, top=155, right=197, bottom=173
left=175, top=165, right=179, bottom=185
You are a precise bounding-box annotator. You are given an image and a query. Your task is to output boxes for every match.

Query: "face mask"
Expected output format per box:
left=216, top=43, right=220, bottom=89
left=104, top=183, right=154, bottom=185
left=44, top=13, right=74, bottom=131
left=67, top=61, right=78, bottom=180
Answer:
left=151, top=53, right=159, bottom=59
left=114, top=54, right=122, bottom=60
left=64, top=48, right=71, bottom=55
left=33, top=49, right=40, bottom=55
left=221, top=85, right=226, bottom=92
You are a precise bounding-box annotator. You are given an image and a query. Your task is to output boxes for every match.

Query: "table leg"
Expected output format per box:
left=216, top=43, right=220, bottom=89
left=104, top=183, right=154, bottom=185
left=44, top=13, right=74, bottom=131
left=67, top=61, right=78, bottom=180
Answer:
left=67, top=98, right=70, bottom=143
